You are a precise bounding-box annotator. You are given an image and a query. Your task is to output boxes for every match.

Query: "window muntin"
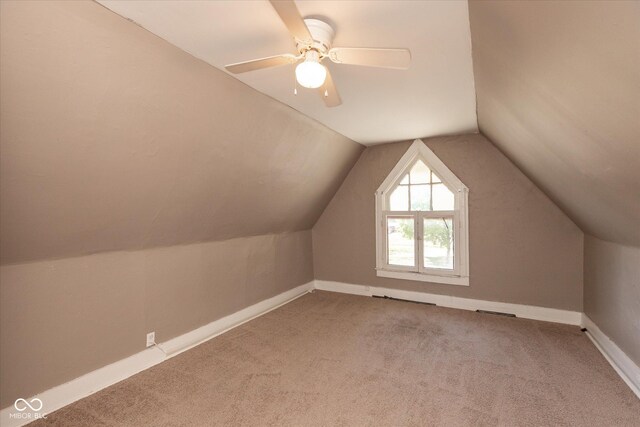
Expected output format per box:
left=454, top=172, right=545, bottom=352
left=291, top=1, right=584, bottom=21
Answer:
left=383, top=160, right=457, bottom=272
left=375, top=140, right=469, bottom=285
left=387, top=160, right=455, bottom=212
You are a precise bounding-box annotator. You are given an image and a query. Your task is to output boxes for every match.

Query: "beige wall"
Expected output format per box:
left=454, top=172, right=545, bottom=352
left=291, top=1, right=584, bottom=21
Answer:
left=469, top=1, right=640, bottom=368
left=0, top=0, right=362, bottom=265
left=584, top=235, right=640, bottom=366
left=0, top=231, right=313, bottom=408
left=469, top=1, right=640, bottom=247
left=313, top=134, right=584, bottom=310
left=0, top=0, right=358, bottom=408
left=2, top=0, right=635, bottom=414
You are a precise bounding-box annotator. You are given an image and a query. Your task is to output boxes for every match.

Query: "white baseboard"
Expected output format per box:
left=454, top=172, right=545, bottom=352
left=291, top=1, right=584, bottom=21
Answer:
left=314, top=280, right=582, bottom=325
left=315, top=280, right=640, bottom=399
left=158, top=282, right=314, bottom=356
left=3, top=280, right=636, bottom=426
left=581, top=315, right=640, bottom=399
left=0, top=282, right=314, bottom=427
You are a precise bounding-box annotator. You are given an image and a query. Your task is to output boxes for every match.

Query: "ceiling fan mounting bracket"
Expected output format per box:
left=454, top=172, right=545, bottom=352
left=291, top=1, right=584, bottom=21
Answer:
left=296, top=18, right=335, bottom=55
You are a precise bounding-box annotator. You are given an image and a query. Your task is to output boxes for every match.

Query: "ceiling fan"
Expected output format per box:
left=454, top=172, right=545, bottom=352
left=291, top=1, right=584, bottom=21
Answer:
left=224, top=0, right=411, bottom=107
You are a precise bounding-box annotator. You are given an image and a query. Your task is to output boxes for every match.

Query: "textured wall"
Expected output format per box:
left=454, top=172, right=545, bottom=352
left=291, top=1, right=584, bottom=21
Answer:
left=0, top=231, right=313, bottom=408
left=0, top=0, right=363, bottom=264
left=313, top=134, right=584, bottom=310
left=468, top=0, right=640, bottom=246
left=584, top=235, right=640, bottom=366
left=0, top=0, right=359, bottom=409
left=468, top=1, right=640, bottom=365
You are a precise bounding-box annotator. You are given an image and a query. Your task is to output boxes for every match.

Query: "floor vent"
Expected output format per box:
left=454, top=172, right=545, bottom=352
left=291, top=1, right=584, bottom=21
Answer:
left=476, top=309, right=516, bottom=317
left=372, top=295, right=436, bottom=306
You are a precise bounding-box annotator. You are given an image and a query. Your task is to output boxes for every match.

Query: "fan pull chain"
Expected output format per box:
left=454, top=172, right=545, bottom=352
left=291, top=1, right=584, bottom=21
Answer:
left=294, top=74, right=298, bottom=96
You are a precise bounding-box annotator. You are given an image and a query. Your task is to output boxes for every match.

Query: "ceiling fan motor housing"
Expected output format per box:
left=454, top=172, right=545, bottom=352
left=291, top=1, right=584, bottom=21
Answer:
left=298, top=18, right=335, bottom=54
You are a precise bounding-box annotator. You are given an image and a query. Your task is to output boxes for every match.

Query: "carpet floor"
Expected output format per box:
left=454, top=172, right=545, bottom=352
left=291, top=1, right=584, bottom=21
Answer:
left=31, top=291, right=639, bottom=426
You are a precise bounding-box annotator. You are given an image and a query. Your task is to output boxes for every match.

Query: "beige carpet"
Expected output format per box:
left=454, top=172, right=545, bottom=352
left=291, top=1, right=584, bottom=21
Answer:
left=32, top=291, right=639, bottom=426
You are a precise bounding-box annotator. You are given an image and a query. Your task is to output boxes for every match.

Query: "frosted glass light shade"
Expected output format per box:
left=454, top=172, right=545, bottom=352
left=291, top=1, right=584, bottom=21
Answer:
left=295, top=58, right=327, bottom=89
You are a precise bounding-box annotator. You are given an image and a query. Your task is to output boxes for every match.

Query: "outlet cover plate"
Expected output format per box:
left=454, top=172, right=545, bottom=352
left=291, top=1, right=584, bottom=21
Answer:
left=146, top=332, right=155, bottom=348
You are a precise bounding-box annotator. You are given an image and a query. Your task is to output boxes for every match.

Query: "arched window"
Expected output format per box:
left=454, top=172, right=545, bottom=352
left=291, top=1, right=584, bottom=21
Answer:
left=375, top=139, right=469, bottom=285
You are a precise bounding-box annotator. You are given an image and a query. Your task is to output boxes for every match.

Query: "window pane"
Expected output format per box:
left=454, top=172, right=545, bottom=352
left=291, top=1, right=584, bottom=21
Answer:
left=400, top=173, right=409, bottom=185
left=387, top=217, right=415, bottom=266
left=432, top=183, right=454, bottom=211
left=410, top=160, right=430, bottom=184
left=410, top=185, right=430, bottom=211
left=431, top=171, right=442, bottom=183
left=423, top=218, right=454, bottom=270
left=389, top=185, right=408, bottom=210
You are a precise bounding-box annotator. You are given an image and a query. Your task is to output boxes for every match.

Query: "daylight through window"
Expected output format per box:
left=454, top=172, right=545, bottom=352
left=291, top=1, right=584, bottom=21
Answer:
left=375, top=140, right=469, bottom=285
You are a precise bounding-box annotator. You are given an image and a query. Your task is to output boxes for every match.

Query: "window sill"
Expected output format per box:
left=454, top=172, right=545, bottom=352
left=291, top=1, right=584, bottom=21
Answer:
left=376, top=269, right=469, bottom=286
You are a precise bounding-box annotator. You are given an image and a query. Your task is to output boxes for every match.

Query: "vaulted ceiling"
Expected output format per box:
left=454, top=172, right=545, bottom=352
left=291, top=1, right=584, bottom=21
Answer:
left=97, top=0, right=640, bottom=247
left=0, top=1, right=362, bottom=264
left=468, top=1, right=640, bottom=247
left=1, top=0, right=638, bottom=265
left=97, top=0, right=479, bottom=145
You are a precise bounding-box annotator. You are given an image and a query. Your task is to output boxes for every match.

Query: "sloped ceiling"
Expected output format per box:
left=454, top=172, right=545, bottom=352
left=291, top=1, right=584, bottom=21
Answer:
left=3, top=0, right=638, bottom=264
left=0, top=1, right=363, bottom=265
left=469, top=1, right=640, bottom=247
left=96, top=0, right=478, bottom=145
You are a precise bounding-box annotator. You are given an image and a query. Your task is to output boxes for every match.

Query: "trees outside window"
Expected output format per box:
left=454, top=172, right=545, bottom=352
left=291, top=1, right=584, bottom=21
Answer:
left=375, top=140, right=469, bottom=286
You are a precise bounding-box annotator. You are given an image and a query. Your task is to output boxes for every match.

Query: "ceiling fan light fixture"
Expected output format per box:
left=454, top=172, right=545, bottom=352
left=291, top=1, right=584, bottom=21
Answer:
left=223, top=1, right=411, bottom=107
left=295, top=51, right=326, bottom=89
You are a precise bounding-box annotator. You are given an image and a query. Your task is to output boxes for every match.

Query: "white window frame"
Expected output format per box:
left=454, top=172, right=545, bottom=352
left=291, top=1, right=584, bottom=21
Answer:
left=375, top=139, right=469, bottom=286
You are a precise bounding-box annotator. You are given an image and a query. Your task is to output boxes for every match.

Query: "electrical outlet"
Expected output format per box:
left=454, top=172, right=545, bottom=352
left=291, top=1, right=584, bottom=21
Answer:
left=146, top=332, right=155, bottom=348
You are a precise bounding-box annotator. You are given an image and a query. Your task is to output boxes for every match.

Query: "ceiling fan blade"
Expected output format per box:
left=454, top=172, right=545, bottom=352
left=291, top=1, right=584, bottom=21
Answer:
left=319, top=68, right=341, bottom=107
left=269, top=0, right=313, bottom=45
left=225, top=54, right=299, bottom=74
left=328, top=47, right=411, bottom=70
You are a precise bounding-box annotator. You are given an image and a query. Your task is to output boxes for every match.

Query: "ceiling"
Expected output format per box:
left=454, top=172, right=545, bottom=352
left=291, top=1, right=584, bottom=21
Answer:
left=97, top=0, right=478, bottom=145
left=469, top=1, right=640, bottom=247
left=0, top=0, right=362, bottom=264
